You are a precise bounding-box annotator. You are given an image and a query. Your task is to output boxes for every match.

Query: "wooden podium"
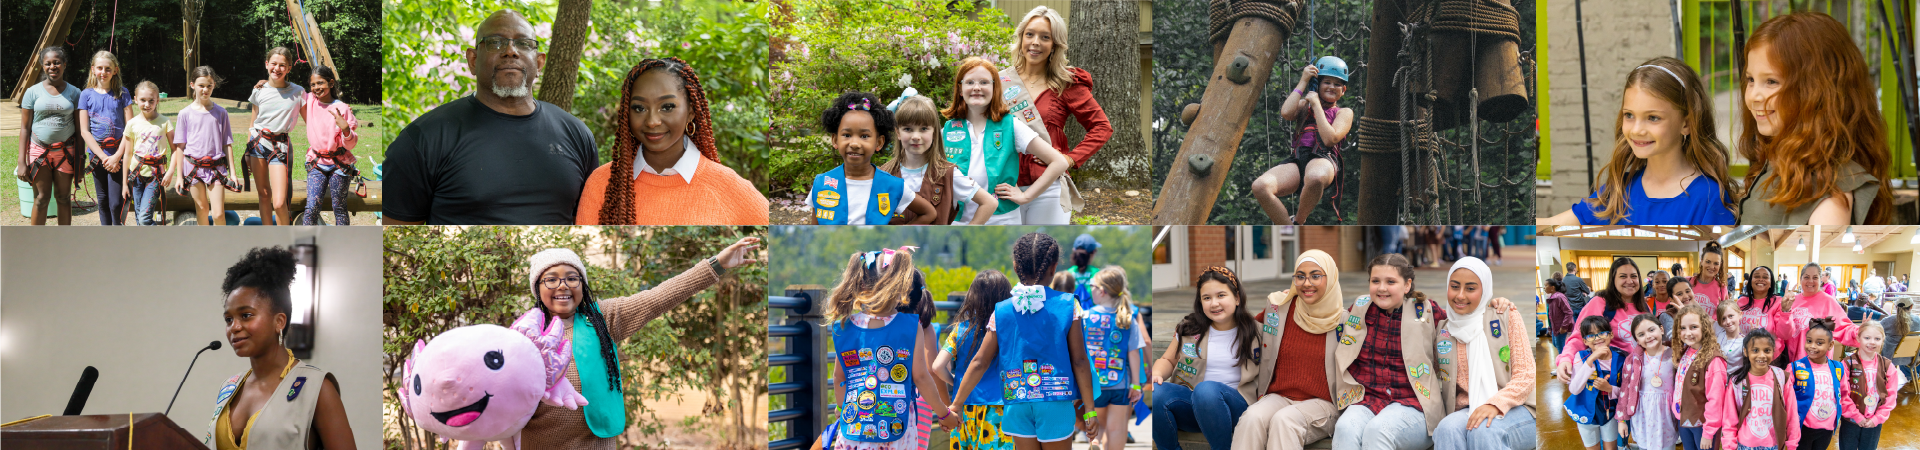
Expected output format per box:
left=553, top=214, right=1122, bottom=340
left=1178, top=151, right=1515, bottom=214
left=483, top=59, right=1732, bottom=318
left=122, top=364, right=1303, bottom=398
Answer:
left=1, top=413, right=209, bottom=450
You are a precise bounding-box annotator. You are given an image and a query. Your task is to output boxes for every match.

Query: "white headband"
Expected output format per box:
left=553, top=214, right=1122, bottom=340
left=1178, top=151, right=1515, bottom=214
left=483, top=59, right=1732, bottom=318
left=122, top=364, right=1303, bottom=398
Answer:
left=1637, top=64, right=1685, bottom=88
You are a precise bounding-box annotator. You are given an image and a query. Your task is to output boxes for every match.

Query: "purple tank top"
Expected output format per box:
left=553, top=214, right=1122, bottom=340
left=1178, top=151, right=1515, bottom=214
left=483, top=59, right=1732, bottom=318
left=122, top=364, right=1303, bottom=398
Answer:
left=1293, top=105, right=1341, bottom=149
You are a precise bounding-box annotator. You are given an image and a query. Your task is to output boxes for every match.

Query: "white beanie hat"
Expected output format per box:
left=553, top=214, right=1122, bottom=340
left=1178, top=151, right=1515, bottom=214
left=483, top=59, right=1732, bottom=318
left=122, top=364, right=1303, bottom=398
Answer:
left=528, top=248, right=589, bottom=299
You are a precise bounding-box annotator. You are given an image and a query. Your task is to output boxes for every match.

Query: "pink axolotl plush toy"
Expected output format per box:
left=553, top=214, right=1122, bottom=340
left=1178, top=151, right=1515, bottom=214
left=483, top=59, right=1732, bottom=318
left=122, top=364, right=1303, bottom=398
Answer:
left=401, top=309, right=588, bottom=450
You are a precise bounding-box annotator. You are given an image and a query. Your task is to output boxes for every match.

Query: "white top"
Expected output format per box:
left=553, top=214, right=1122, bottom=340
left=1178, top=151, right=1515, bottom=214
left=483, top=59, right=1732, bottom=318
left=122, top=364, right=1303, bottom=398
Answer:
left=633, top=137, right=700, bottom=183
left=961, top=119, right=1038, bottom=221
left=1203, top=326, right=1242, bottom=385
left=807, top=177, right=917, bottom=224
left=248, top=82, right=305, bottom=134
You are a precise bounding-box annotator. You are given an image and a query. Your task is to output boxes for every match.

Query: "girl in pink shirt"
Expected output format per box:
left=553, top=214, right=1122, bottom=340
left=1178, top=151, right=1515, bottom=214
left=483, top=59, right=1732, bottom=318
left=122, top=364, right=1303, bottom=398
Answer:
left=1838, top=321, right=1901, bottom=450
left=1734, top=266, right=1797, bottom=366
left=1672, top=305, right=1731, bottom=450
left=298, top=66, right=360, bottom=226
left=1692, top=242, right=1730, bottom=308
left=1556, top=257, right=1650, bottom=384
left=1782, top=263, right=1862, bottom=364
left=1715, top=329, right=1799, bottom=450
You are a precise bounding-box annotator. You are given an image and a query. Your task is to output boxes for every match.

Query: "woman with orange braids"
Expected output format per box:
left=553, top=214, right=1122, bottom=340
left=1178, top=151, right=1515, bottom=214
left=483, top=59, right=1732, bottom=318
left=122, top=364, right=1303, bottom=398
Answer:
left=1734, top=12, right=1893, bottom=225
left=575, top=58, right=769, bottom=225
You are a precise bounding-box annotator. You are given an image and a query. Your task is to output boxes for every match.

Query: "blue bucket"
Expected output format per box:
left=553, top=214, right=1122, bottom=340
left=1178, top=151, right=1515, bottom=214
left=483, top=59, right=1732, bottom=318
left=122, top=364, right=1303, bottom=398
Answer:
left=17, top=180, right=58, bottom=218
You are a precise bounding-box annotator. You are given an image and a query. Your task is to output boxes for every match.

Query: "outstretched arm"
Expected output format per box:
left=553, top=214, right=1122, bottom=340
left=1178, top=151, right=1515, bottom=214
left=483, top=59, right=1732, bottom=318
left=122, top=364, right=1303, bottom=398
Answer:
left=602, top=237, right=761, bottom=337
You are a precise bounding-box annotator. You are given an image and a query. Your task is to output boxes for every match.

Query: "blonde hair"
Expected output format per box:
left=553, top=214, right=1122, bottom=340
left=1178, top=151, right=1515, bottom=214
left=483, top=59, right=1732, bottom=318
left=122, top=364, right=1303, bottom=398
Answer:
left=87, top=51, right=123, bottom=93
left=879, top=96, right=955, bottom=177
left=133, top=80, right=159, bottom=97
left=826, top=250, right=920, bottom=323
left=1090, top=266, right=1135, bottom=329
left=1010, top=6, right=1073, bottom=94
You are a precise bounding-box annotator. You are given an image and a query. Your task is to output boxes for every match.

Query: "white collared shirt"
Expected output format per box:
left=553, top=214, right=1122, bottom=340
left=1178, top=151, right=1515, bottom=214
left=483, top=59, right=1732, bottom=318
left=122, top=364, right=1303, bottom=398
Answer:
left=634, top=137, right=701, bottom=184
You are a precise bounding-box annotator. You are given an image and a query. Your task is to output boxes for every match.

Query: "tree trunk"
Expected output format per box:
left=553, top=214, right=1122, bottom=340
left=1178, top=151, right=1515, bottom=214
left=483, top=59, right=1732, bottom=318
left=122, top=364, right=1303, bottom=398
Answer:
left=1066, top=0, right=1147, bottom=189
left=537, top=0, right=594, bottom=110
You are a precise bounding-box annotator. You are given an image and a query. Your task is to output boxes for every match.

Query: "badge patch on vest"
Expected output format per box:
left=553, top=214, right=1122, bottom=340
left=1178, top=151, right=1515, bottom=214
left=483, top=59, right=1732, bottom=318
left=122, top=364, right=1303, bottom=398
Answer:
left=1181, top=342, right=1199, bottom=357
left=891, top=364, right=909, bottom=382
left=877, top=193, right=891, bottom=214
left=825, top=176, right=839, bottom=189
left=1337, top=386, right=1362, bottom=408
left=947, top=130, right=966, bottom=143
left=1438, top=340, right=1454, bottom=354
left=818, top=189, right=841, bottom=208
left=841, top=350, right=861, bottom=367
left=876, top=346, right=895, bottom=364
left=1500, top=346, right=1511, bottom=363
left=1491, top=320, right=1503, bottom=338
left=1414, top=301, right=1425, bottom=320
left=287, top=376, right=307, bottom=401
left=1410, top=363, right=1431, bottom=378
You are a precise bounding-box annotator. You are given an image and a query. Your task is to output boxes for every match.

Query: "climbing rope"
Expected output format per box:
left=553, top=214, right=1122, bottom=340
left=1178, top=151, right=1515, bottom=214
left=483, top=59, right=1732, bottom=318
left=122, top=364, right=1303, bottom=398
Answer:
left=1208, top=0, right=1304, bottom=46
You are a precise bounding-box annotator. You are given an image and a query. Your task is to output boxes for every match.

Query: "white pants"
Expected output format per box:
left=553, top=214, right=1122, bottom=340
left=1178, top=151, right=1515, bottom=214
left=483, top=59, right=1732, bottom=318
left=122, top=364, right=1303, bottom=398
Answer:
left=1017, top=182, right=1069, bottom=225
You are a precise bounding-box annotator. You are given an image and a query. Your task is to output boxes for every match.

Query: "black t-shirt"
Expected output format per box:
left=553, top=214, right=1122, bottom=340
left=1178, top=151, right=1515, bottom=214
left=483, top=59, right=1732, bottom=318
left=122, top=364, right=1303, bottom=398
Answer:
left=384, top=95, right=598, bottom=224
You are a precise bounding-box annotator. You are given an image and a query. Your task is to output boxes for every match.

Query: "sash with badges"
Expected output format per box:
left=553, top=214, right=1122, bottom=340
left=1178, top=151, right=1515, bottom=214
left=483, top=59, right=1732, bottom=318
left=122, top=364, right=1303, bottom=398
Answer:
left=832, top=313, right=919, bottom=442
left=812, top=164, right=903, bottom=225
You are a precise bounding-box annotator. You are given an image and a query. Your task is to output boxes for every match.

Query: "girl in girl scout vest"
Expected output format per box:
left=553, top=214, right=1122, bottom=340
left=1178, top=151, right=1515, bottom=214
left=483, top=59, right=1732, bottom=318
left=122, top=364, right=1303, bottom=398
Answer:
left=826, top=247, right=960, bottom=449
left=516, top=238, right=760, bottom=449
left=948, top=233, right=1098, bottom=449
left=1670, top=304, right=1733, bottom=450
left=1838, top=320, right=1900, bottom=450
left=941, top=57, right=1072, bottom=225
left=881, top=93, right=996, bottom=225
left=930, top=270, right=1016, bottom=450
left=813, top=92, right=935, bottom=225
left=1329, top=256, right=1449, bottom=450
left=1150, top=266, right=1261, bottom=450
left=1716, top=329, right=1799, bottom=450
left=1234, top=250, right=1349, bottom=450
left=1431, top=257, right=1537, bottom=450
left=1789, top=318, right=1851, bottom=450
left=207, top=247, right=355, bottom=450
left=1081, top=267, right=1145, bottom=450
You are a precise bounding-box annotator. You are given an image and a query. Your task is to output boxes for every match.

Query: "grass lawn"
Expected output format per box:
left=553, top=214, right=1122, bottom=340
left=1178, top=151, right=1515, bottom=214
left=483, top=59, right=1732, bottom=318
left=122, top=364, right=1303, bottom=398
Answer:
left=3, top=97, right=384, bottom=225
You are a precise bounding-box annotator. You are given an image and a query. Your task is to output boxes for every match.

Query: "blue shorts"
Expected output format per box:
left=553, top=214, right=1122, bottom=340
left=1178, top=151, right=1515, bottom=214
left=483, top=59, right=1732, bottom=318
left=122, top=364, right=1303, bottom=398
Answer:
left=1093, top=388, right=1130, bottom=408
left=1002, top=401, right=1077, bottom=442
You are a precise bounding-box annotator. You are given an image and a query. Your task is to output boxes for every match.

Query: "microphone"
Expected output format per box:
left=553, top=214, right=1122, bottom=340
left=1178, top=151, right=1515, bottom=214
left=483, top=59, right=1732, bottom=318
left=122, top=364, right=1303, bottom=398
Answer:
left=62, top=366, right=98, bottom=415
left=165, top=341, right=222, bottom=416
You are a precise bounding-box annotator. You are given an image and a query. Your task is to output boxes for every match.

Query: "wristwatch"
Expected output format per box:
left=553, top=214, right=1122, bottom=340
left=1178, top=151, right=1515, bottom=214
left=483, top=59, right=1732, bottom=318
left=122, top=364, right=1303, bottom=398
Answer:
left=708, top=258, right=726, bottom=277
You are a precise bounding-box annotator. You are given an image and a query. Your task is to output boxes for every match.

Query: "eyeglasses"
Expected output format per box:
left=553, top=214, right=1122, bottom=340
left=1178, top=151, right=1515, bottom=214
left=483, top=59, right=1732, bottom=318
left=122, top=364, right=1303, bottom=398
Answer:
left=1292, top=273, right=1325, bottom=283
left=541, top=276, right=583, bottom=289
left=478, top=36, right=542, bottom=53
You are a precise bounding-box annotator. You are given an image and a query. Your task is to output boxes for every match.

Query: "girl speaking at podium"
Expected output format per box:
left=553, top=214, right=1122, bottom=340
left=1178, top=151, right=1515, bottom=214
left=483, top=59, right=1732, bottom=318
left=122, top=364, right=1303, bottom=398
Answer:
left=205, top=247, right=356, bottom=450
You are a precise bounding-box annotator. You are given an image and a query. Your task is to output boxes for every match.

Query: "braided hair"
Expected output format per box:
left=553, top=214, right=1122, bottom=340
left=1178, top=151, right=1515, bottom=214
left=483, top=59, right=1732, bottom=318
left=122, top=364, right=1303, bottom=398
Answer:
left=598, top=58, right=718, bottom=225
left=533, top=271, right=622, bottom=390
left=221, top=247, right=297, bottom=339
left=1011, top=233, right=1060, bottom=285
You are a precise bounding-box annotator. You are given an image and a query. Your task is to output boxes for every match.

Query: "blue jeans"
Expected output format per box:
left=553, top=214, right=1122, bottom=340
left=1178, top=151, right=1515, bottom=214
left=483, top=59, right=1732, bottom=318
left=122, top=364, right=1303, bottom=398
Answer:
left=128, top=174, right=162, bottom=226
left=1838, top=420, right=1883, bottom=450
left=1553, top=332, right=1569, bottom=356
left=1333, top=403, right=1432, bottom=450
left=1151, top=381, right=1247, bottom=450
left=1679, top=426, right=1706, bottom=450
left=301, top=163, right=351, bottom=225
left=1433, top=406, right=1536, bottom=450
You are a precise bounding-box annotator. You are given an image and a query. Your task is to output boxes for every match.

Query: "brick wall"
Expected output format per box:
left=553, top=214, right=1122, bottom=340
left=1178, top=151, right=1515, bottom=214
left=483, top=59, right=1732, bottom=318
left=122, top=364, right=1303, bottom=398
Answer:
left=1188, top=226, right=1226, bottom=279
left=1544, top=0, right=1675, bottom=216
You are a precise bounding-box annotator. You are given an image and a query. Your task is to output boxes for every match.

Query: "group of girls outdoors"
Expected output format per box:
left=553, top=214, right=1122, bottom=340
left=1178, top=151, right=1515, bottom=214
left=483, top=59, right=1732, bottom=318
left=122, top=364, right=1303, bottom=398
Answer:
left=812, top=232, right=1148, bottom=450
left=1553, top=249, right=1907, bottom=450
left=808, top=6, right=1109, bottom=226
left=1150, top=251, right=1534, bottom=450
left=15, top=45, right=361, bottom=226
left=1543, top=12, right=1893, bottom=225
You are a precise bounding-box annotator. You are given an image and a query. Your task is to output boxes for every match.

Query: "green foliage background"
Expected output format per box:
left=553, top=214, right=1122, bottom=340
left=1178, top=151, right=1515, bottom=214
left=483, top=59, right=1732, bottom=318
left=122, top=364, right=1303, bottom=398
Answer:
left=382, top=0, right=769, bottom=189
left=3, top=0, right=382, bottom=103
left=1152, top=0, right=1537, bottom=224
left=768, top=0, right=1014, bottom=196
left=383, top=225, right=767, bottom=448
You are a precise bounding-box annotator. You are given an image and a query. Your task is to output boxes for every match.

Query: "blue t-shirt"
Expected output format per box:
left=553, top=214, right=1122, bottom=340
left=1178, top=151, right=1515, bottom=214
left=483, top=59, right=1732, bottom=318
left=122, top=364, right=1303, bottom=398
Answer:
left=1572, top=171, right=1736, bottom=225
left=19, top=81, right=81, bottom=145
left=77, top=87, right=131, bottom=145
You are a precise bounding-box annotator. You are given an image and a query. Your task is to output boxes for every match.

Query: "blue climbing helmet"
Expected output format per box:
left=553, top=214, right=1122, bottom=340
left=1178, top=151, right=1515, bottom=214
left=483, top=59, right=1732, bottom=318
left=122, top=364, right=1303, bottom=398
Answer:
left=1314, top=56, right=1350, bottom=83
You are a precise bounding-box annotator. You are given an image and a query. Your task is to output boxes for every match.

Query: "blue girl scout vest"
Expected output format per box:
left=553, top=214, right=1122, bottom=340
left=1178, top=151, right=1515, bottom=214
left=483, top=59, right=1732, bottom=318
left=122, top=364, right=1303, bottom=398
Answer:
left=813, top=164, right=903, bottom=225
left=943, top=117, right=1020, bottom=215
left=993, top=287, right=1080, bottom=403
left=946, top=321, right=1006, bottom=406
left=832, top=313, right=921, bottom=442
left=1566, top=349, right=1626, bottom=425
left=1791, top=357, right=1847, bottom=427
left=1083, top=307, right=1136, bottom=390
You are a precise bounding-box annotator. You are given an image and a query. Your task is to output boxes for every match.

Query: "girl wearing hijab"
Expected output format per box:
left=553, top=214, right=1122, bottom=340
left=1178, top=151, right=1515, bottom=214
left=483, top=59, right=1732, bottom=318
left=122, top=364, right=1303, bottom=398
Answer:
left=1431, top=257, right=1538, bottom=450
left=1233, top=249, right=1347, bottom=449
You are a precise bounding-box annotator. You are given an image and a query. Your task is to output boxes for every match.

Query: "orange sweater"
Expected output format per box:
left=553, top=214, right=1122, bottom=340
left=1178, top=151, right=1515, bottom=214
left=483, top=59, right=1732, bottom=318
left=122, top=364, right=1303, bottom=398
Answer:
left=574, top=157, right=770, bottom=225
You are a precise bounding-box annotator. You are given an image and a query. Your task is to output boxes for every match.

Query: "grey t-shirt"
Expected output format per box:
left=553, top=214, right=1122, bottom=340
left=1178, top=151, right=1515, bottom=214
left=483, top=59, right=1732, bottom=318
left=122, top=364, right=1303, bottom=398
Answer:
left=19, top=81, right=81, bottom=145
left=384, top=95, right=598, bottom=224
left=248, top=82, right=306, bottom=134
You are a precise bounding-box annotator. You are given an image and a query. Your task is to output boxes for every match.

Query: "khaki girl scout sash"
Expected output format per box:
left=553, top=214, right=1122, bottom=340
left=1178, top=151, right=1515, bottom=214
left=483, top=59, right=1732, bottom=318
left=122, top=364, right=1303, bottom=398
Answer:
left=996, top=67, right=1083, bottom=213
left=1248, top=291, right=1343, bottom=403
left=943, top=117, right=1021, bottom=216
left=1168, top=331, right=1262, bottom=402
left=1844, top=351, right=1894, bottom=423
left=1434, top=303, right=1533, bottom=412
left=205, top=361, right=329, bottom=450
left=1333, top=296, right=1448, bottom=432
